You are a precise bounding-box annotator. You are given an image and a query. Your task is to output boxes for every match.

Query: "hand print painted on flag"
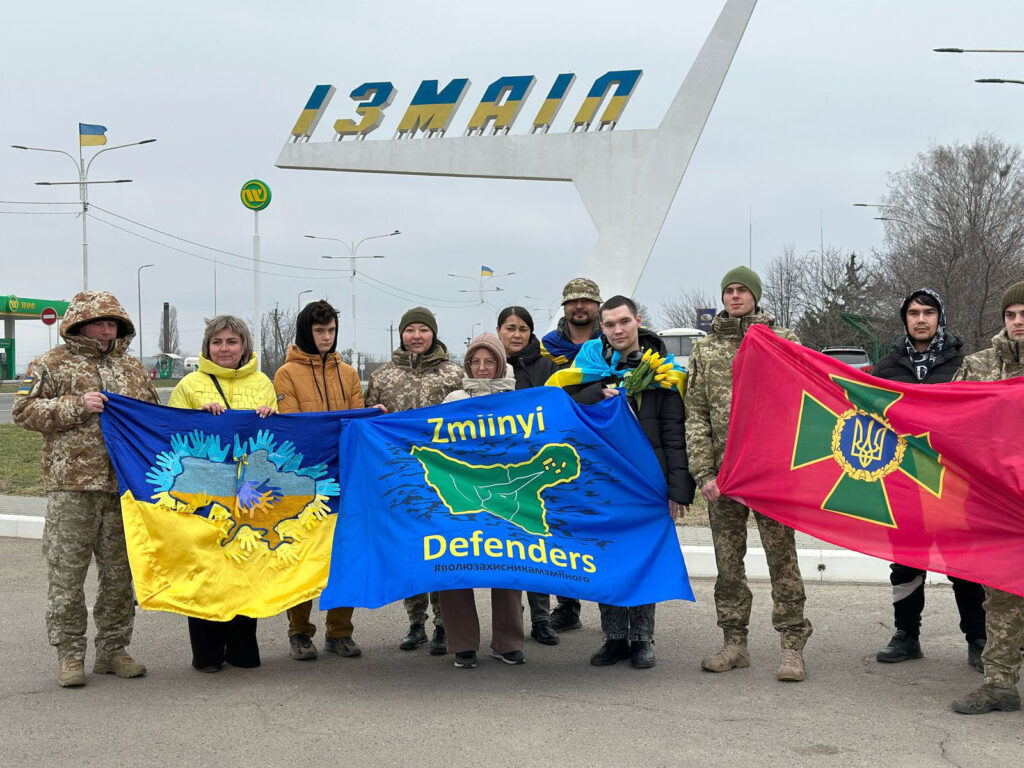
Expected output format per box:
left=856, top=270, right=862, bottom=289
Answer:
left=100, top=394, right=380, bottom=620
left=321, top=387, right=693, bottom=610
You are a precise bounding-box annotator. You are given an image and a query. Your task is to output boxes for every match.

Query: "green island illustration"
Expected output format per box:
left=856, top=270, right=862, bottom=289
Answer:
left=410, top=443, right=581, bottom=536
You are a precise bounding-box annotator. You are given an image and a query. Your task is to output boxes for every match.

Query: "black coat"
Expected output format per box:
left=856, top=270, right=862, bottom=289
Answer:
left=564, top=330, right=695, bottom=505
left=873, top=333, right=964, bottom=385
left=508, top=336, right=557, bottom=390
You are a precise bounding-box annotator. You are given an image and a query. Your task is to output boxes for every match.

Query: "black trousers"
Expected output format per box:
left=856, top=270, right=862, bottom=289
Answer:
left=889, top=563, right=986, bottom=643
left=188, top=616, right=260, bottom=669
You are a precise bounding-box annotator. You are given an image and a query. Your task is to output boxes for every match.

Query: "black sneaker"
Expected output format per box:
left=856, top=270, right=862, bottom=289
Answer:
left=531, top=620, right=560, bottom=646
left=429, top=625, right=448, bottom=656
left=289, top=633, right=317, bottom=661
left=399, top=623, right=427, bottom=651
left=550, top=608, right=582, bottom=632
left=590, top=638, right=630, bottom=666
left=967, top=639, right=986, bottom=672
left=630, top=640, right=656, bottom=669
left=875, top=630, right=923, bottom=663
left=491, top=650, right=526, bottom=665
left=454, top=651, right=477, bottom=668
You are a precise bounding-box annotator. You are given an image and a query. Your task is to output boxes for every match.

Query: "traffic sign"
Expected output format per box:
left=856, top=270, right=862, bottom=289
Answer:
left=41, top=307, right=58, bottom=326
left=240, top=179, right=271, bottom=211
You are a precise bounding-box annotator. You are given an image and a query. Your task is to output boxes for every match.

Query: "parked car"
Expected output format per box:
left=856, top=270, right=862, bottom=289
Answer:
left=657, top=327, right=707, bottom=369
left=820, top=346, right=872, bottom=374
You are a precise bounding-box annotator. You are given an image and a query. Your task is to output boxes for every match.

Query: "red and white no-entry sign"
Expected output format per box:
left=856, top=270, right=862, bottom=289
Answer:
left=40, top=307, right=58, bottom=326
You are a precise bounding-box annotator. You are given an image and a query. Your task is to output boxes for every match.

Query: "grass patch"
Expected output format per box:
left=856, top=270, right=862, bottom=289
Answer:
left=0, top=424, right=45, bottom=496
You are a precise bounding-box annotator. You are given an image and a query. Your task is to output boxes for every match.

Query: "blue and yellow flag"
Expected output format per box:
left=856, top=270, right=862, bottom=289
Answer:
left=481, top=265, right=494, bottom=277
left=79, top=123, right=107, bottom=147
left=100, top=394, right=379, bottom=621
left=545, top=338, right=687, bottom=396
left=321, top=387, right=693, bottom=609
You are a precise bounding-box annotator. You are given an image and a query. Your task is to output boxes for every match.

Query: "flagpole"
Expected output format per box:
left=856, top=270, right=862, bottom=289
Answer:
left=79, top=136, right=89, bottom=290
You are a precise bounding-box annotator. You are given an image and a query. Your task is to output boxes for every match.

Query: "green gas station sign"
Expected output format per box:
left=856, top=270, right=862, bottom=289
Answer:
left=0, top=295, right=70, bottom=318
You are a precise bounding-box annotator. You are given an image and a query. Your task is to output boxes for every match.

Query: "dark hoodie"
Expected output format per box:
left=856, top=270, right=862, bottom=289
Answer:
left=875, top=289, right=963, bottom=384
left=273, top=305, right=363, bottom=413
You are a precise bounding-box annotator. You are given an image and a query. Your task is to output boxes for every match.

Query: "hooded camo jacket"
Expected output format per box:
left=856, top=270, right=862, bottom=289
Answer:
left=952, top=330, right=1024, bottom=383
left=684, top=310, right=799, bottom=487
left=12, top=290, right=159, bottom=492
left=363, top=342, right=463, bottom=413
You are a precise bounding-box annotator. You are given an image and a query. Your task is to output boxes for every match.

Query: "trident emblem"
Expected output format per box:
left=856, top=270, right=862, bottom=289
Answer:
left=850, top=417, right=886, bottom=468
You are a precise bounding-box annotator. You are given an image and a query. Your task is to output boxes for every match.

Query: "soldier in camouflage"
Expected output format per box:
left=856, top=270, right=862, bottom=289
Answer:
left=684, top=266, right=812, bottom=682
left=364, top=307, right=462, bottom=655
left=950, top=280, right=1024, bottom=715
left=13, top=291, right=159, bottom=688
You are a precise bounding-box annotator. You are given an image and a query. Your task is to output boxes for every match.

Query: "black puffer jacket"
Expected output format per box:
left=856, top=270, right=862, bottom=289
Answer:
left=508, top=336, right=557, bottom=390
left=563, top=329, right=695, bottom=504
left=873, top=333, right=964, bottom=385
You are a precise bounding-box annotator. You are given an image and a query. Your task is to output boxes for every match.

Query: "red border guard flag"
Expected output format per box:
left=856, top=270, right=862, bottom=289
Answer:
left=717, top=324, right=1024, bottom=597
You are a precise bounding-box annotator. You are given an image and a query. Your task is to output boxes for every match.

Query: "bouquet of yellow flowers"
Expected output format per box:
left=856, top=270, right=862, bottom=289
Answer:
left=619, top=349, right=687, bottom=407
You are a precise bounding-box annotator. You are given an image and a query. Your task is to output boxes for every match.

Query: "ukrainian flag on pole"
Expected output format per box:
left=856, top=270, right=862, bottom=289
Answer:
left=480, top=265, right=494, bottom=277
left=79, top=123, right=107, bottom=147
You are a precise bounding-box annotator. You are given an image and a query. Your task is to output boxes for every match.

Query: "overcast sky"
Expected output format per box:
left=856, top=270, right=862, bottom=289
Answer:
left=4, top=0, right=1024, bottom=369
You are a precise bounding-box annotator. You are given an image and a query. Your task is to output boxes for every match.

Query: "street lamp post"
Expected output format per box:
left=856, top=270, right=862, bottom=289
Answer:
left=305, top=230, right=400, bottom=370
left=12, top=135, right=156, bottom=290
left=137, top=264, right=154, bottom=362
left=297, top=289, right=313, bottom=311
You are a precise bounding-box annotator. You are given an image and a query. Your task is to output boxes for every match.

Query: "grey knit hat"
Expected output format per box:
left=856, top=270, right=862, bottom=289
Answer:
left=1001, top=281, right=1024, bottom=313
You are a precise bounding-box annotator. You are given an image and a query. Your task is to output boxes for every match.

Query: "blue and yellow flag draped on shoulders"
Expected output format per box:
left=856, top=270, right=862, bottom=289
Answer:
left=321, top=387, right=693, bottom=609
left=100, top=394, right=378, bottom=620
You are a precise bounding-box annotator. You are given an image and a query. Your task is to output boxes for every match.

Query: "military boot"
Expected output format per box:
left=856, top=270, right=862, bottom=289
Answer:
left=57, top=658, right=86, bottom=688
left=777, top=648, right=805, bottom=682
left=701, top=644, right=750, bottom=673
left=875, top=630, right=922, bottom=663
left=400, top=623, right=427, bottom=650
left=951, top=684, right=1021, bottom=714
left=429, top=625, right=448, bottom=656
left=93, top=651, right=146, bottom=678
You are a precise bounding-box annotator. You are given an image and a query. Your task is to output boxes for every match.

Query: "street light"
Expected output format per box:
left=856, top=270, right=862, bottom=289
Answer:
left=975, top=78, right=1024, bottom=86
left=304, top=229, right=400, bottom=370
left=297, top=289, right=313, bottom=311
left=934, top=48, right=1024, bottom=54
left=12, top=135, right=156, bottom=290
left=137, top=264, right=154, bottom=363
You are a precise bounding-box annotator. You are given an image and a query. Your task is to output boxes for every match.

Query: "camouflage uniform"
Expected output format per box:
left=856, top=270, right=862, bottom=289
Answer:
left=12, top=291, right=159, bottom=662
left=684, top=310, right=812, bottom=649
left=365, top=341, right=462, bottom=627
left=952, top=330, right=1024, bottom=689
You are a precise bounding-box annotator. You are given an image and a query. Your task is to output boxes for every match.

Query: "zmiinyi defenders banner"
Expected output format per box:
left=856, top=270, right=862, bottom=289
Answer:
left=321, top=388, right=693, bottom=609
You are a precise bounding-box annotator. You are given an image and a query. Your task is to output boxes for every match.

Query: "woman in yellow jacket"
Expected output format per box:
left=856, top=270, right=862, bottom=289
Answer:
left=169, top=315, right=276, bottom=672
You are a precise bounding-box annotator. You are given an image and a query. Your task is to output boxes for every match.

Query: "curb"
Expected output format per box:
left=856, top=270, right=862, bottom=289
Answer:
left=0, top=512, right=893, bottom=583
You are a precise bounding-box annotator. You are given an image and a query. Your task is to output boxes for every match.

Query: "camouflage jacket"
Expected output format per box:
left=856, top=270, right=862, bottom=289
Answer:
left=363, top=341, right=463, bottom=412
left=952, top=330, right=1024, bottom=382
left=684, top=310, right=799, bottom=487
left=12, top=291, right=159, bottom=492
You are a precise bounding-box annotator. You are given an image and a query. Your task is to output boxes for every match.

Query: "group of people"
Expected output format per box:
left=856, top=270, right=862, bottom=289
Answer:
left=12, top=267, right=1024, bottom=716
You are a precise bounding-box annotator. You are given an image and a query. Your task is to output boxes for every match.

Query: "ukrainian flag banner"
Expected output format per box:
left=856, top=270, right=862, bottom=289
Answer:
left=100, top=394, right=379, bottom=621
left=79, top=123, right=107, bottom=147
left=718, top=325, right=1024, bottom=598
left=480, top=265, right=494, bottom=277
left=321, top=387, right=693, bottom=609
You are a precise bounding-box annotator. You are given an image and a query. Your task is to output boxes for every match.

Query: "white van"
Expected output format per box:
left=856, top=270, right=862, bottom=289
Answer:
left=656, top=327, right=707, bottom=369
left=184, top=357, right=199, bottom=373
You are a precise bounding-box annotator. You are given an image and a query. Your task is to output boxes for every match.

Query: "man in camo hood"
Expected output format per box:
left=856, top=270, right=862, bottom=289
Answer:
left=13, top=290, right=159, bottom=688
left=684, top=266, right=813, bottom=683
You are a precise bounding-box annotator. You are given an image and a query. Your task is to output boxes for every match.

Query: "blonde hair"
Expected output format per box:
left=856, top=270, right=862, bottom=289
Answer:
left=201, top=315, right=253, bottom=368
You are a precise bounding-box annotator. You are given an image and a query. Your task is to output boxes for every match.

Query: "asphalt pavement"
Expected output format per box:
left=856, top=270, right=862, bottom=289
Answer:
left=1, top=534, right=1021, bottom=767
left=0, top=388, right=173, bottom=424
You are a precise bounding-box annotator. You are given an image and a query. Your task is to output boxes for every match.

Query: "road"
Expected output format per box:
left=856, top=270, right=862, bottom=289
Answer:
left=1, top=535, right=1020, bottom=767
left=0, top=389, right=172, bottom=424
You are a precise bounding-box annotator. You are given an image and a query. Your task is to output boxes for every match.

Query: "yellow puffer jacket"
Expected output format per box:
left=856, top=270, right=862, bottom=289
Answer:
left=168, top=354, right=277, bottom=411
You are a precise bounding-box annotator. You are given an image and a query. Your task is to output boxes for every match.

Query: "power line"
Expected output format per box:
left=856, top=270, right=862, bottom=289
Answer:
left=0, top=199, right=80, bottom=205
left=0, top=211, right=79, bottom=215
left=90, top=204, right=350, bottom=273
left=355, top=273, right=476, bottom=307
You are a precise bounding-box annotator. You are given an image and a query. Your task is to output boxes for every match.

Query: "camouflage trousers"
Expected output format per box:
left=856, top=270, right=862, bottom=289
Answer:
left=981, top=587, right=1024, bottom=688
left=708, top=496, right=812, bottom=650
left=42, top=491, right=135, bottom=661
left=405, top=592, right=443, bottom=627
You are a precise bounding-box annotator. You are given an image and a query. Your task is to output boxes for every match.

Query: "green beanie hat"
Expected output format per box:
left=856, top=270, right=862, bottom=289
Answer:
left=1001, top=281, right=1024, bottom=313
left=721, top=266, right=762, bottom=306
left=400, top=306, right=438, bottom=337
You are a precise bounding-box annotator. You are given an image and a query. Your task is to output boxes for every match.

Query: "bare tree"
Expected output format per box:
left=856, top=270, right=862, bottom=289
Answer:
left=761, top=245, right=804, bottom=328
left=876, top=134, right=1024, bottom=352
left=659, top=288, right=718, bottom=329
left=259, top=306, right=297, bottom=376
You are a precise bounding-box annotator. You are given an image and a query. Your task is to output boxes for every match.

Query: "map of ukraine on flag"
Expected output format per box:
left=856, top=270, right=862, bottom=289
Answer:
left=79, top=123, right=107, bottom=146
left=717, top=324, right=1024, bottom=597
